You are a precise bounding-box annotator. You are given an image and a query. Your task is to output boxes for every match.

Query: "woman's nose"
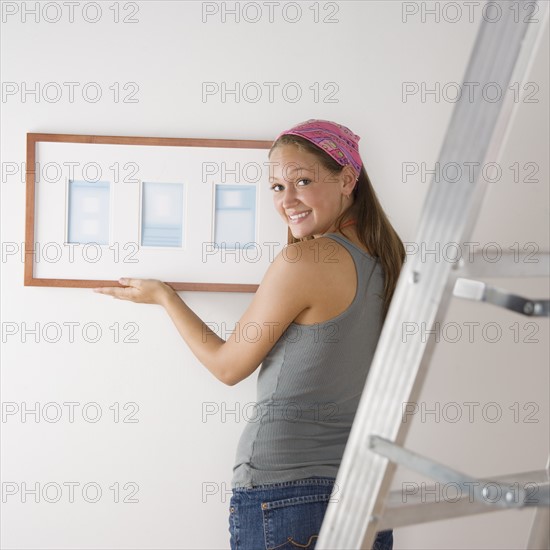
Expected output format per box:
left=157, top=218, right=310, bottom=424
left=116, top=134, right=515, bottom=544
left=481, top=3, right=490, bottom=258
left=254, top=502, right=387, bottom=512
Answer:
left=281, top=186, right=299, bottom=208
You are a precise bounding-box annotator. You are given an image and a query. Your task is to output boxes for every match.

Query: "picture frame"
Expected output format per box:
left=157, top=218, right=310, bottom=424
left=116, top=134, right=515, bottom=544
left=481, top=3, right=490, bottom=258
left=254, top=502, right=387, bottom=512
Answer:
left=25, top=133, right=289, bottom=292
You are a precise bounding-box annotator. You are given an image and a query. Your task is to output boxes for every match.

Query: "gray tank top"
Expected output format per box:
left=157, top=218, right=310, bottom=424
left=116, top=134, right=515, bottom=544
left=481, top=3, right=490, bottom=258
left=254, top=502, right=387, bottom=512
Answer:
left=231, top=232, right=385, bottom=489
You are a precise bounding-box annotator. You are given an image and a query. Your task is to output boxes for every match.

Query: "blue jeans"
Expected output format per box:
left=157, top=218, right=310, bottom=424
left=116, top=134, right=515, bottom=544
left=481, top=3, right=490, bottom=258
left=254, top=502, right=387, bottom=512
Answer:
left=228, top=476, right=393, bottom=550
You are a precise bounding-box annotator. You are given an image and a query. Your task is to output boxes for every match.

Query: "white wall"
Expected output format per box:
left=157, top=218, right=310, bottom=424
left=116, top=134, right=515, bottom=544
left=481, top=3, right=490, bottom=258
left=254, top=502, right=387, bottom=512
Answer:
left=1, top=1, right=548, bottom=549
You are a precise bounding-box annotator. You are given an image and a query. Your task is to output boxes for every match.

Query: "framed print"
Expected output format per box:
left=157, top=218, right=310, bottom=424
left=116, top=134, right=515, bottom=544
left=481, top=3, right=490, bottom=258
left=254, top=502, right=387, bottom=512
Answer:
left=25, top=133, right=289, bottom=292
left=140, top=181, right=185, bottom=248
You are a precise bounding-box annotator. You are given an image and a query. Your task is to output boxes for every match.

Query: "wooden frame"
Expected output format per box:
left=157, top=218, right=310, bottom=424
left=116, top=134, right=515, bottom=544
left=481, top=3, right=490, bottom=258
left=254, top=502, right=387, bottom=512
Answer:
left=25, top=132, right=288, bottom=292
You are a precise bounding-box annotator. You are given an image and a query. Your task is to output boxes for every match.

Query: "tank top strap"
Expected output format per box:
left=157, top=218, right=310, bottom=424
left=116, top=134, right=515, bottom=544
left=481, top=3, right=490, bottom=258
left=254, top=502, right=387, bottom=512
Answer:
left=323, top=232, right=372, bottom=261
left=322, top=232, right=380, bottom=284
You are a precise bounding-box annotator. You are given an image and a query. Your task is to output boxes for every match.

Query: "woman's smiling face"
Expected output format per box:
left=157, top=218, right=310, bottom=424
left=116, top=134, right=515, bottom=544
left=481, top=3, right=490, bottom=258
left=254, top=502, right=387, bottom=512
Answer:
left=268, top=144, right=356, bottom=239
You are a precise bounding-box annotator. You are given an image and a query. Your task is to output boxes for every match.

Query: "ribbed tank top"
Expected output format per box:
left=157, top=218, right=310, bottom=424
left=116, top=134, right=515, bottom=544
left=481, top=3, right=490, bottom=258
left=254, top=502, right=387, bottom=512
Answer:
left=231, top=232, right=385, bottom=489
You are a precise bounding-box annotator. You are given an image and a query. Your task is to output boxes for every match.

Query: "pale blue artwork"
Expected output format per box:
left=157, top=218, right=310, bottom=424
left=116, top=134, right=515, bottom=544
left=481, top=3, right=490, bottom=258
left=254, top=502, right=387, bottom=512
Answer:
left=141, top=182, right=184, bottom=247
left=214, top=185, right=256, bottom=249
left=67, top=180, right=110, bottom=245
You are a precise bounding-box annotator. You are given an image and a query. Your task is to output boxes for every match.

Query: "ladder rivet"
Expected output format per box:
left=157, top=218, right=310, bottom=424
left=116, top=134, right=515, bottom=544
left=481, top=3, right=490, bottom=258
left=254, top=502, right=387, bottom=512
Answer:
left=505, top=491, right=514, bottom=503
left=523, top=302, right=534, bottom=315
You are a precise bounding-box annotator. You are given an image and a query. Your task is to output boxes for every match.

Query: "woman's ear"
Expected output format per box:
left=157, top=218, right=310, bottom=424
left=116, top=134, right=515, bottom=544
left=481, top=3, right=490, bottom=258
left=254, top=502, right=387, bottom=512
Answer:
left=342, top=165, right=358, bottom=196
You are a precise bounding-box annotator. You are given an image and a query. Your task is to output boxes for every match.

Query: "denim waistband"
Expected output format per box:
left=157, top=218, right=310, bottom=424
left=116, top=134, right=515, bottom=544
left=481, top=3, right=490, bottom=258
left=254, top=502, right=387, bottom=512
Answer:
left=233, top=476, right=336, bottom=492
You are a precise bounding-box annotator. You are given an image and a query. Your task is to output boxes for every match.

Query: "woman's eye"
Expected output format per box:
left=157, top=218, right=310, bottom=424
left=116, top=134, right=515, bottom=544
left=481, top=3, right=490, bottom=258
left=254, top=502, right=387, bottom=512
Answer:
left=270, top=179, right=310, bottom=192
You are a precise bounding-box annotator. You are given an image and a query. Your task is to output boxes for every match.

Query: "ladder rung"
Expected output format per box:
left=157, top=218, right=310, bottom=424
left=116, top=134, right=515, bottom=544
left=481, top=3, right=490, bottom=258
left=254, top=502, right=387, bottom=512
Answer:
left=453, top=278, right=549, bottom=317
left=380, top=471, right=550, bottom=529
left=369, top=435, right=550, bottom=510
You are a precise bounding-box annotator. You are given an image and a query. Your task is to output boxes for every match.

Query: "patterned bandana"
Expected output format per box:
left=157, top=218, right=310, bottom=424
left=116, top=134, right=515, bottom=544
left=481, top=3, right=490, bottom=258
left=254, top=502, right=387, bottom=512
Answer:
left=274, top=119, right=363, bottom=177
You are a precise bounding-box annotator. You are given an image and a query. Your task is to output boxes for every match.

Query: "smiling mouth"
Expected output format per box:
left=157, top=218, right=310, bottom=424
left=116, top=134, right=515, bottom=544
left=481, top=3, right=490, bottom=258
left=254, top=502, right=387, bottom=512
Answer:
left=288, top=210, right=312, bottom=222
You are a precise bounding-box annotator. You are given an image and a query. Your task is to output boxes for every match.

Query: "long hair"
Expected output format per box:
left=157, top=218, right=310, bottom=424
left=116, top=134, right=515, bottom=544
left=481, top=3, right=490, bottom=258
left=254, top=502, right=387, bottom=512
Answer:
left=269, top=134, right=406, bottom=320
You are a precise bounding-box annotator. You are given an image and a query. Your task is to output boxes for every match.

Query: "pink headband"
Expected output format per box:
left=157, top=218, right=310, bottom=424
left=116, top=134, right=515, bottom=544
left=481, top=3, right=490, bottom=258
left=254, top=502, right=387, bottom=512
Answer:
left=274, top=119, right=363, bottom=177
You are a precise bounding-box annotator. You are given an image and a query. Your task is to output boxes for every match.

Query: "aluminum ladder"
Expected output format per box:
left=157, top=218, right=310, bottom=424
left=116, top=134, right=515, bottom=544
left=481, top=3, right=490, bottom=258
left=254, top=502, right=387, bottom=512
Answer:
left=316, top=1, right=550, bottom=548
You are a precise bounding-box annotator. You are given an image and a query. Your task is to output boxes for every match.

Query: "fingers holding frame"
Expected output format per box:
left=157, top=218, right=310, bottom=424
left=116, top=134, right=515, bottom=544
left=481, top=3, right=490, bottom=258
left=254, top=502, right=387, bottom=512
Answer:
left=92, top=278, right=167, bottom=305
left=93, top=283, right=138, bottom=301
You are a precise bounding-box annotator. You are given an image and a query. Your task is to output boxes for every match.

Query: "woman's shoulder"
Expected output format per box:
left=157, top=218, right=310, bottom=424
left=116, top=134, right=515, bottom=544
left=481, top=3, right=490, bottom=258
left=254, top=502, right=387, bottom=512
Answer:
left=275, top=236, right=360, bottom=325
left=276, top=236, right=360, bottom=296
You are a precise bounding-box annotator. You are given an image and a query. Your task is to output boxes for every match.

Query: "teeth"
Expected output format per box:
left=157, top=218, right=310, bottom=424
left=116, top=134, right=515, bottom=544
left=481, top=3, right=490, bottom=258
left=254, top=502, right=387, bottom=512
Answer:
left=289, top=210, right=311, bottom=220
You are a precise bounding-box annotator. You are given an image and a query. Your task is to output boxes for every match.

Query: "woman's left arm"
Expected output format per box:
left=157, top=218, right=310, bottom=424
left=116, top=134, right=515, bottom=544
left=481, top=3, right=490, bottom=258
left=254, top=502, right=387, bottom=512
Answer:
left=94, top=245, right=313, bottom=387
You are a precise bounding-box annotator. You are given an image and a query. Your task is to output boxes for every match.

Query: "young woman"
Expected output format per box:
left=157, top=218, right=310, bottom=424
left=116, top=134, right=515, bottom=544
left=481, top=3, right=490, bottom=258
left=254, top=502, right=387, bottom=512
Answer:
left=94, top=119, right=405, bottom=549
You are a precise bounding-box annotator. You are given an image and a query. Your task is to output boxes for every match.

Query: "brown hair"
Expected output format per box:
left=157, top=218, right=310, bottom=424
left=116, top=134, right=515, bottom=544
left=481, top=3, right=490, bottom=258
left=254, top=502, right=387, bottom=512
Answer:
left=269, top=134, right=406, bottom=320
